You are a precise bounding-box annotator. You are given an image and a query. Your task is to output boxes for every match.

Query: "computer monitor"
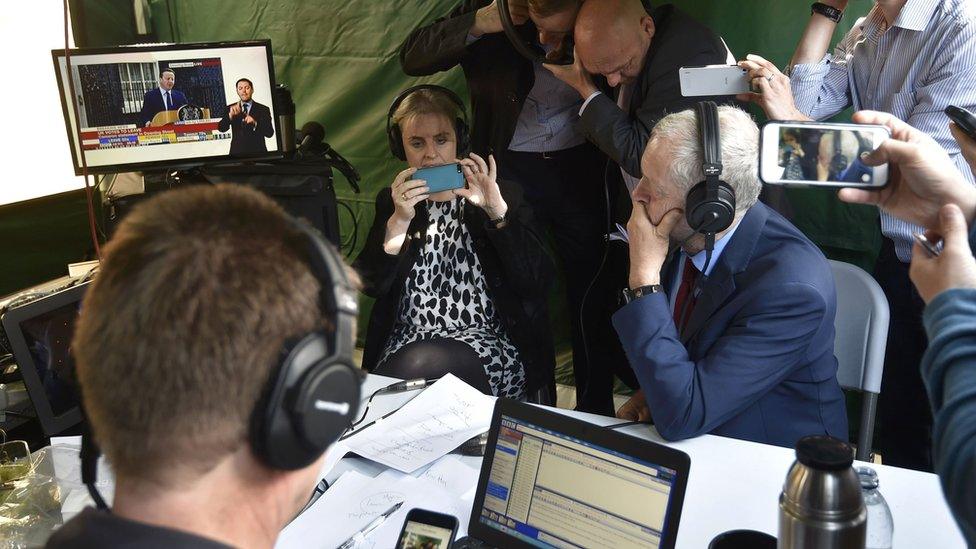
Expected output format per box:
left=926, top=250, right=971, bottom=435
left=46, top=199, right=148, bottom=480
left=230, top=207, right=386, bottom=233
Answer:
left=468, top=399, right=690, bottom=549
left=52, top=40, right=281, bottom=175
left=1, top=280, right=89, bottom=436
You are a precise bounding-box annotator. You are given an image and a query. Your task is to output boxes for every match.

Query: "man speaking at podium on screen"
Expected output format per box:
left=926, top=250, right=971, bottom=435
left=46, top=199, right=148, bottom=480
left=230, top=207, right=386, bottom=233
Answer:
left=138, top=68, right=188, bottom=127
left=218, top=77, right=274, bottom=155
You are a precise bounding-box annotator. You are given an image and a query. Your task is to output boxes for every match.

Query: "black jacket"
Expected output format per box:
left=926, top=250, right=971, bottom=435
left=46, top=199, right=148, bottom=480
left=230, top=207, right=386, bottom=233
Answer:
left=400, top=0, right=542, bottom=156
left=47, top=507, right=231, bottom=549
left=353, top=180, right=556, bottom=393
left=580, top=4, right=734, bottom=178
left=217, top=100, right=274, bottom=155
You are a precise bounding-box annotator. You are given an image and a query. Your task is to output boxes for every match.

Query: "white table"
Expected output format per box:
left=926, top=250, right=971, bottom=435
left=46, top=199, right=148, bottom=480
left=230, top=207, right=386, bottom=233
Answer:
left=340, top=375, right=966, bottom=548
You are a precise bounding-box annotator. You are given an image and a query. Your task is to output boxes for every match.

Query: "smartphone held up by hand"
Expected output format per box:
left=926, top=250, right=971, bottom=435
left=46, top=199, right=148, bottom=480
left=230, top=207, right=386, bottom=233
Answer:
left=411, top=163, right=465, bottom=193
left=759, top=121, right=890, bottom=188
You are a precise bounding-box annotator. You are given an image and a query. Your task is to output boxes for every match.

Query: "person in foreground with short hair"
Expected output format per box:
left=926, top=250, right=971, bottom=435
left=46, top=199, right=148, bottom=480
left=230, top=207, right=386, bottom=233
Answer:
left=837, top=110, right=976, bottom=543
left=739, top=0, right=976, bottom=470
left=218, top=77, right=275, bottom=155
left=138, top=68, right=188, bottom=127
left=46, top=184, right=356, bottom=548
left=614, top=106, right=848, bottom=448
left=354, top=87, right=555, bottom=400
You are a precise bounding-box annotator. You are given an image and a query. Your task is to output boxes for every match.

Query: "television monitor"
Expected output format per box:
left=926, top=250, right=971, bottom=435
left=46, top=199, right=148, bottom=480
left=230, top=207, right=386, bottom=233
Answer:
left=52, top=40, right=282, bottom=175
left=1, top=280, right=89, bottom=436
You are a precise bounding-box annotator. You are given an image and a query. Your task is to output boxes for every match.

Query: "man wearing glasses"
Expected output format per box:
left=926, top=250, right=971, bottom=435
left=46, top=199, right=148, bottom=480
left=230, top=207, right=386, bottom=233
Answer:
left=737, top=0, right=976, bottom=472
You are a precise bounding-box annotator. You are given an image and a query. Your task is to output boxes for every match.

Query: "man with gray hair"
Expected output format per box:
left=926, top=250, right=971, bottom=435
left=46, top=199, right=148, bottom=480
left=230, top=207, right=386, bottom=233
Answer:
left=614, top=105, right=848, bottom=448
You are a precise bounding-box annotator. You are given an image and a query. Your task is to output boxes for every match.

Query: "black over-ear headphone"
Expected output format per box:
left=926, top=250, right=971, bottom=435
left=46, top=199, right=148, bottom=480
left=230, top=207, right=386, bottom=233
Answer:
left=250, top=218, right=363, bottom=470
left=829, top=130, right=850, bottom=175
left=684, top=101, right=736, bottom=246
left=387, top=84, right=471, bottom=161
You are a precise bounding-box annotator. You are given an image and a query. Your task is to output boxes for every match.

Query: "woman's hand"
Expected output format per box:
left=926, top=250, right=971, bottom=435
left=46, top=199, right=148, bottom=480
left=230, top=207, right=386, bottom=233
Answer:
left=390, top=167, right=428, bottom=223
left=458, top=153, right=508, bottom=221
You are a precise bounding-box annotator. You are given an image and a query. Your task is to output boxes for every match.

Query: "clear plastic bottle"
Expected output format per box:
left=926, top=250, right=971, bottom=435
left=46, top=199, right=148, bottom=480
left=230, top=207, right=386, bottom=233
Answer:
left=857, top=466, right=894, bottom=549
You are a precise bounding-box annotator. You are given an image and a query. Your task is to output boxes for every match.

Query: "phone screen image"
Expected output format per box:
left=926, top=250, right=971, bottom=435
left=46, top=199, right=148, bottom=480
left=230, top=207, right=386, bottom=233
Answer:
left=397, top=521, right=454, bottom=549
left=760, top=123, right=889, bottom=188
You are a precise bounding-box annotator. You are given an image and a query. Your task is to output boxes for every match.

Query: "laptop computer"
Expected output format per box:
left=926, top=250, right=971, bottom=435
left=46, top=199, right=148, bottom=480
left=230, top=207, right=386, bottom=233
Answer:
left=455, top=398, right=690, bottom=549
left=1, top=280, right=89, bottom=436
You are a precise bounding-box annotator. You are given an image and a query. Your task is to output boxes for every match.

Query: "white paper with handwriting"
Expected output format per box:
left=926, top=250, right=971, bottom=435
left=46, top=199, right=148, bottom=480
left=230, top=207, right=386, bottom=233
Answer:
left=341, top=374, right=495, bottom=473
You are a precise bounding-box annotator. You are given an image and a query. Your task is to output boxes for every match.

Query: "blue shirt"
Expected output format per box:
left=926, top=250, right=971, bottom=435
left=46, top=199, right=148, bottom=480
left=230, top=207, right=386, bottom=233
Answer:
left=466, top=34, right=584, bottom=152
left=159, top=87, right=174, bottom=109
left=790, top=0, right=976, bottom=261
left=669, top=220, right=742, bottom=312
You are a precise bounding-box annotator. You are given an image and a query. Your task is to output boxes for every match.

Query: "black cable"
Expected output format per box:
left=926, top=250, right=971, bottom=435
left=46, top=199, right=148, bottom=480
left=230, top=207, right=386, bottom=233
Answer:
left=605, top=420, right=652, bottom=430
left=0, top=410, right=35, bottom=419
left=578, top=158, right=615, bottom=389
left=336, top=199, right=360, bottom=256
left=348, top=386, right=385, bottom=430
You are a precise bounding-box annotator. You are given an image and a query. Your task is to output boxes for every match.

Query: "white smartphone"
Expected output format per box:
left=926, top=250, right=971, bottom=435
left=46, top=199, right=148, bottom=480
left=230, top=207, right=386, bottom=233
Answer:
left=679, top=65, right=751, bottom=97
left=759, top=121, right=890, bottom=188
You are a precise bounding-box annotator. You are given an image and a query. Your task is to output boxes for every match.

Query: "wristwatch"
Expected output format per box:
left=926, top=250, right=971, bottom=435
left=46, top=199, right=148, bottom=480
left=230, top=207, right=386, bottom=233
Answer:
left=487, top=214, right=507, bottom=229
left=621, top=284, right=663, bottom=304
left=811, top=2, right=844, bottom=23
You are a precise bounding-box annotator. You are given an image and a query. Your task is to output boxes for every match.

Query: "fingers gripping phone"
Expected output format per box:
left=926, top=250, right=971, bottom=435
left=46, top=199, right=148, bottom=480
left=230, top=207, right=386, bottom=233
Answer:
left=759, top=121, right=890, bottom=188
left=411, top=163, right=465, bottom=193
left=679, top=65, right=751, bottom=97
left=946, top=105, right=976, bottom=140
left=396, top=508, right=459, bottom=549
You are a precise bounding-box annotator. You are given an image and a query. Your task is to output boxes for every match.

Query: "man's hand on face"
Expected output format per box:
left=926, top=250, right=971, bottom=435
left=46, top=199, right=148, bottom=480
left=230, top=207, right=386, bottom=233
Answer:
left=543, top=48, right=598, bottom=99
left=472, top=0, right=529, bottom=37
left=627, top=201, right=684, bottom=288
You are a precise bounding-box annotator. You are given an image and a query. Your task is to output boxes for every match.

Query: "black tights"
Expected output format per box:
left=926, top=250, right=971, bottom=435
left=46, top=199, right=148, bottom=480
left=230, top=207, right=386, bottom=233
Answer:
left=374, top=338, right=493, bottom=395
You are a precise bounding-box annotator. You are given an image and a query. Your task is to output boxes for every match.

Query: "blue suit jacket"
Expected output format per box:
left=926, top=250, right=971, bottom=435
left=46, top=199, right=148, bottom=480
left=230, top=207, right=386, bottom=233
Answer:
left=139, top=89, right=188, bottom=126
left=613, top=202, right=848, bottom=448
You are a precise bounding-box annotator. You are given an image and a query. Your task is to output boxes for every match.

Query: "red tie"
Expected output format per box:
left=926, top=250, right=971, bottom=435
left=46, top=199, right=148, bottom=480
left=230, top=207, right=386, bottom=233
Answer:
left=673, top=257, right=699, bottom=331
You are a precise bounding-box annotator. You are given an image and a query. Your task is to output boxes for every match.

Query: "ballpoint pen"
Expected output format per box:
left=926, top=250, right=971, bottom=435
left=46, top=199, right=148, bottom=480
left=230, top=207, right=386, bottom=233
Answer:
left=337, top=500, right=404, bottom=549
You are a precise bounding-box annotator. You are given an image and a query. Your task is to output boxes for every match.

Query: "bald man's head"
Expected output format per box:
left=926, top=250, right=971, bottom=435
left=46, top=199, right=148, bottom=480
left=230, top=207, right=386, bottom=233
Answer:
left=575, top=0, right=655, bottom=87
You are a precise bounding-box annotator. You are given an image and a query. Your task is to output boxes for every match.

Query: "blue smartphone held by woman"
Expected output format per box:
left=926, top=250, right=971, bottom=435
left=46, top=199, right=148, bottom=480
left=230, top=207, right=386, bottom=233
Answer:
left=412, top=163, right=465, bottom=193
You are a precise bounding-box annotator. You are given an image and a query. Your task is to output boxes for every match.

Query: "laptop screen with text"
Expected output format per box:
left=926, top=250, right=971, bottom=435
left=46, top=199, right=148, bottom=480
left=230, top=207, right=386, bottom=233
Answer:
left=477, top=414, right=679, bottom=549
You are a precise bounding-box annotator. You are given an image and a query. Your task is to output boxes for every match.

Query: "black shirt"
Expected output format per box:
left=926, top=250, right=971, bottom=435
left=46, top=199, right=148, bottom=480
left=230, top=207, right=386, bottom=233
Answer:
left=46, top=507, right=233, bottom=549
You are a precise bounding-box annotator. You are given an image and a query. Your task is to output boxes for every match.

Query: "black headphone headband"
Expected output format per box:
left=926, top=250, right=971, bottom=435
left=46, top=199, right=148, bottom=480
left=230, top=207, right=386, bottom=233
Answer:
left=696, top=101, right=723, bottom=181
left=685, top=101, right=736, bottom=240
left=387, top=85, right=471, bottom=160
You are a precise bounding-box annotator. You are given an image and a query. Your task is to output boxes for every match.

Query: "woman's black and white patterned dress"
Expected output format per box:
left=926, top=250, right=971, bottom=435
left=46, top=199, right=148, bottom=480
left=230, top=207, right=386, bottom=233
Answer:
left=380, top=197, right=526, bottom=398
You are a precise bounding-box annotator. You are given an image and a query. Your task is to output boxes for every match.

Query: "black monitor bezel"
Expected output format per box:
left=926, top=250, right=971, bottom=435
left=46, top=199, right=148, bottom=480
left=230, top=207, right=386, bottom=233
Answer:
left=468, top=398, right=691, bottom=549
left=51, top=39, right=283, bottom=175
left=1, top=281, right=89, bottom=436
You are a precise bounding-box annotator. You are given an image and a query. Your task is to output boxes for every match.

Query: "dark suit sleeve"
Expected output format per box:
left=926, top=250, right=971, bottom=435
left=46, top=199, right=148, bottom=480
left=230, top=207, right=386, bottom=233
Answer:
left=217, top=104, right=232, bottom=133
left=612, top=282, right=829, bottom=441
left=579, top=43, right=730, bottom=178
left=139, top=91, right=155, bottom=127
left=483, top=181, right=555, bottom=297
left=352, top=189, right=403, bottom=298
left=399, top=0, right=485, bottom=76
left=258, top=103, right=274, bottom=138
left=920, top=289, right=976, bottom=544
